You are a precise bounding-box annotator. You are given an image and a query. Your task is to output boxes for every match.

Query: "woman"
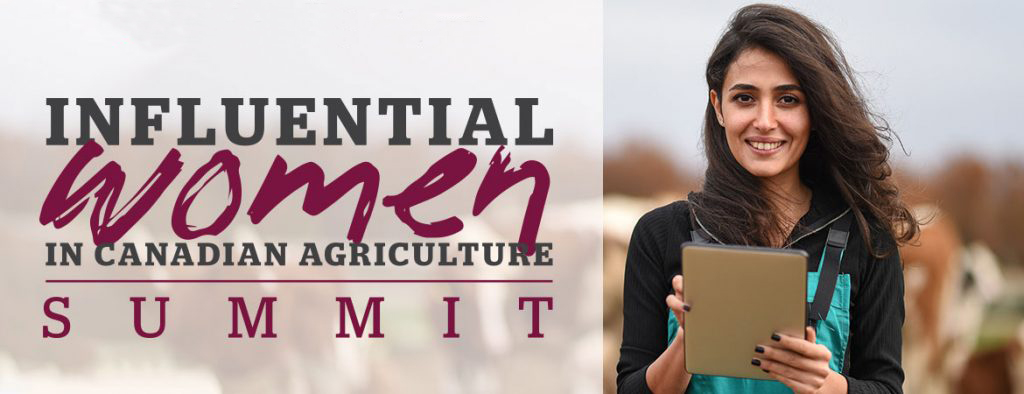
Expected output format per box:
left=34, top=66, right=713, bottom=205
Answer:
left=616, top=4, right=918, bottom=394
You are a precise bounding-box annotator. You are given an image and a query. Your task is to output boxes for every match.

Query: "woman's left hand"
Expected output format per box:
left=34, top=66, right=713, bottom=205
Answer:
left=753, top=326, right=839, bottom=394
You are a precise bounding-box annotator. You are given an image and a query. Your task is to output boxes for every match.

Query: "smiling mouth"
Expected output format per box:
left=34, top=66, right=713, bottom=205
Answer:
left=746, top=140, right=785, bottom=152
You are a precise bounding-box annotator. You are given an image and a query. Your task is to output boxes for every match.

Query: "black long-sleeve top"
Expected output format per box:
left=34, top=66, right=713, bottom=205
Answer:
left=616, top=189, right=905, bottom=394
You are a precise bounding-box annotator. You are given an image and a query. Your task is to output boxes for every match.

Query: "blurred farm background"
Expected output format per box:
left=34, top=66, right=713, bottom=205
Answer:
left=604, top=1, right=1024, bottom=393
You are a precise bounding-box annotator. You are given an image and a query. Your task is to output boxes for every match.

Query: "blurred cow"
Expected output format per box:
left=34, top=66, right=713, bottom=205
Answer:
left=956, top=322, right=1024, bottom=394
left=901, top=204, right=1005, bottom=394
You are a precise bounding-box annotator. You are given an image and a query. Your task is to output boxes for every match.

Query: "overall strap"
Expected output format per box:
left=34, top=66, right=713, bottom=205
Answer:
left=688, top=206, right=713, bottom=244
left=690, top=229, right=710, bottom=244
left=807, top=211, right=852, bottom=326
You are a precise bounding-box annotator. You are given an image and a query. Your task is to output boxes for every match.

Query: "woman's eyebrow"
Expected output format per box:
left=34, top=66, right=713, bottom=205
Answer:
left=727, top=83, right=803, bottom=92
left=774, top=84, right=802, bottom=92
left=728, top=83, right=758, bottom=91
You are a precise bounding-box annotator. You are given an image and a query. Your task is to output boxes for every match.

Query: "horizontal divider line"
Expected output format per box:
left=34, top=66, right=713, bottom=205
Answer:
left=46, top=279, right=553, bottom=284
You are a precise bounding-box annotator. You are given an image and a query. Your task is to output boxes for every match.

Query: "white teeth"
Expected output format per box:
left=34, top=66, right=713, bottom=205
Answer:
left=750, top=141, right=782, bottom=151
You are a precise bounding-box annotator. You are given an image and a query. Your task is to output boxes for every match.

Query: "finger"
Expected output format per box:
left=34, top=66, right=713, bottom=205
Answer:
left=771, top=332, right=831, bottom=361
left=757, top=344, right=823, bottom=373
left=756, top=357, right=823, bottom=391
left=766, top=369, right=817, bottom=394
left=672, top=275, right=683, bottom=295
left=665, top=294, right=690, bottom=313
left=806, top=326, right=816, bottom=343
left=769, top=371, right=814, bottom=394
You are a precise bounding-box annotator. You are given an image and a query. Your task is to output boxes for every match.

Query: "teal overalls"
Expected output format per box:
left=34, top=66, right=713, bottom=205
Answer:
left=668, top=211, right=852, bottom=393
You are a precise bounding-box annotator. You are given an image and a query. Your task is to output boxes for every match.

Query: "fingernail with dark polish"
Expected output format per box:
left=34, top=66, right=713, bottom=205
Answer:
left=771, top=333, right=781, bottom=341
left=755, top=345, right=764, bottom=353
left=682, top=304, right=691, bottom=312
left=761, top=369, right=769, bottom=373
left=751, top=359, right=761, bottom=366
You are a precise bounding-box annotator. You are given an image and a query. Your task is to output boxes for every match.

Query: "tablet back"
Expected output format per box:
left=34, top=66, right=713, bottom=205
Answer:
left=681, top=243, right=807, bottom=380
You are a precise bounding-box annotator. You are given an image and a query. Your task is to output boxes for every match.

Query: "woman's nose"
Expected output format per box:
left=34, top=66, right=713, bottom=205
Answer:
left=753, top=102, right=778, bottom=131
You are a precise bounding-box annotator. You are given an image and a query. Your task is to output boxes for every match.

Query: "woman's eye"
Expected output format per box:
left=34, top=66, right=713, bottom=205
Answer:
left=779, top=95, right=800, bottom=105
left=733, top=94, right=754, bottom=103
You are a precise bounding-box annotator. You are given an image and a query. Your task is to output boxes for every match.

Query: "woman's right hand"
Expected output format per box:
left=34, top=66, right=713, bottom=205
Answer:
left=665, top=274, right=690, bottom=337
left=646, top=274, right=692, bottom=393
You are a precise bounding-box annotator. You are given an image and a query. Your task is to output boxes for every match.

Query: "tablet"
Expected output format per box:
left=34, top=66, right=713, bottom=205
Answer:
left=681, top=242, right=808, bottom=380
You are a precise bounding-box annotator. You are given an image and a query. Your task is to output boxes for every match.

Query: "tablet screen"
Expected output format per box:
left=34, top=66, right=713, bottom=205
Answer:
left=681, top=243, right=808, bottom=380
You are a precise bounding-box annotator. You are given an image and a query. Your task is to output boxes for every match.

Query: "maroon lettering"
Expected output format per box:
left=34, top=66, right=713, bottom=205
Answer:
left=474, top=147, right=549, bottom=255
left=131, top=296, right=169, bottom=338
left=228, top=297, right=277, bottom=338
left=248, top=157, right=379, bottom=243
left=172, top=150, right=241, bottom=239
left=518, top=296, right=552, bottom=338
left=382, top=148, right=476, bottom=237
left=40, top=145, right=550, bottom=251
left=43, top=296, right=71, bottom=338
left=39, top=141, right=183, bottom=244
left=442, top=296, right=460, bottom=338
left=336, top=297, right=384, bottom=338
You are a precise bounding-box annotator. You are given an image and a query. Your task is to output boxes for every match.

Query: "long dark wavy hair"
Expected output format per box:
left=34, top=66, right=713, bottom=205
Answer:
left=690, top=4, right=919, bottom=256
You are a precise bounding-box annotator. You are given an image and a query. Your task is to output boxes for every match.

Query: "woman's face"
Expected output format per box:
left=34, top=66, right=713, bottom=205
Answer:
left=710, top=47, right=810, bottom=182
